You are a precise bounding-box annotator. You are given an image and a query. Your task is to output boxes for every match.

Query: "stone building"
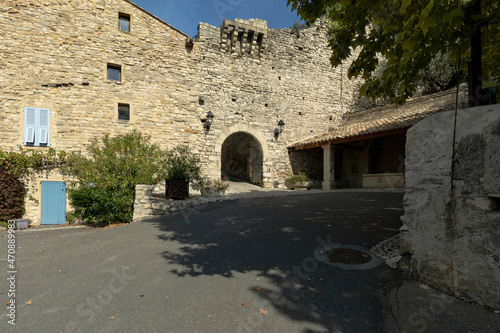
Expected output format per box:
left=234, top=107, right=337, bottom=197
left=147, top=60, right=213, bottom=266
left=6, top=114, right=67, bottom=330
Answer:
left=1, top=0, right=366, bottom=225
left=288, top=89, right=467, bottom=190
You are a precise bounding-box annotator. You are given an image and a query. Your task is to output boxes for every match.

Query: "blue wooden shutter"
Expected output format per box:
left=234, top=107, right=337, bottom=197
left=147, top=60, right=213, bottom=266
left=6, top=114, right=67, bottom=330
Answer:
left=24, top=107, right=36, bottom=145
left=38, top=108, right=50, bottom=146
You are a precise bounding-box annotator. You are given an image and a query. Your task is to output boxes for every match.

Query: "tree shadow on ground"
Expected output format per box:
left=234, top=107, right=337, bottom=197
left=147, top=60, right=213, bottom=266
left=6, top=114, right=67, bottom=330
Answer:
left=144, top=192, right=404, bottom=332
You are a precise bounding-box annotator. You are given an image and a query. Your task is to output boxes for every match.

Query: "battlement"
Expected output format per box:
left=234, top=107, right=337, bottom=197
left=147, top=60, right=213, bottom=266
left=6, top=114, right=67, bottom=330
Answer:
left=219, top=18, right=268, bottom=56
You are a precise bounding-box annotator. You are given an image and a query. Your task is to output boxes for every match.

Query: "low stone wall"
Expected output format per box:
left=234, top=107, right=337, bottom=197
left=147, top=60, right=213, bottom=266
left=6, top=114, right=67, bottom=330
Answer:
left=132, top=184, right=227, bottom=221
left=362, top=173, right=404, bottom=188
left=401, top=104, right=500, bottom=310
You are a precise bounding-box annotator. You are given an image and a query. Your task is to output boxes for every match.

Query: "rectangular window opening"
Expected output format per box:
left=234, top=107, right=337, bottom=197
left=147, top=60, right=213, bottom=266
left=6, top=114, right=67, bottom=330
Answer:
left=247, top=31, right=255, bottom=44
left=107, top=64, right=121, bottom=82
left=119, top=13, right=130, bottom=32
left=257, top=33, right=264, bottom=47
left=24, top=107, right=50, bottom=147
left=118, top=103, right=130, bottom=121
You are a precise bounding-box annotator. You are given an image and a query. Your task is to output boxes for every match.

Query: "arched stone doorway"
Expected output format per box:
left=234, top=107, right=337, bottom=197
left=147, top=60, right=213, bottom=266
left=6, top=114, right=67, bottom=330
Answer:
left=221, top=132, right=263, bottom=185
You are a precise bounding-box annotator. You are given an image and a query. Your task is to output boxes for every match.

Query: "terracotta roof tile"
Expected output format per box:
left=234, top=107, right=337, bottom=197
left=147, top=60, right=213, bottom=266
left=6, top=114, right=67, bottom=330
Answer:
left=288, top=89, right=466, bottom=149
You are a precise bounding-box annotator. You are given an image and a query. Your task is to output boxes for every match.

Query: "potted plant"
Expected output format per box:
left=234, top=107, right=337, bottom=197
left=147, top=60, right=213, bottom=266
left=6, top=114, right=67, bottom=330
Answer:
left=193, top=176, right=230, bottom=197
left=162, top=145, right=201, bottom=199
left=285, top=173, right=313, bottom=190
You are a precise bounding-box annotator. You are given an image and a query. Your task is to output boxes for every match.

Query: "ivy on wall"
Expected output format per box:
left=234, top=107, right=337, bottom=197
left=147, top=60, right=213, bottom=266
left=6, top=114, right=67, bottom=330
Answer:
left=0, top=148, right=69, bottom=222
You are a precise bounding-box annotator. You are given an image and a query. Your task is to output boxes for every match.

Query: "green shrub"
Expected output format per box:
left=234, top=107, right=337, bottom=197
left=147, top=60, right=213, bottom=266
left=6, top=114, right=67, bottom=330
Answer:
left=161, top=145, right=201, bottom=181
left=0, top=165, right=27, bottom=222
left=66, top=212, right=77, bottom=224
left=65, top=131, right=162, bottom=224
left=285, top=172, right=311, bottom=184
left=192, top=176, right=230, bottom=192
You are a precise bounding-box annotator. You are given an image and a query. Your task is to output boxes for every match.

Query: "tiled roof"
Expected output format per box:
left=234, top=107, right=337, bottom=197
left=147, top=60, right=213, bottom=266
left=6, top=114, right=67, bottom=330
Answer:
left=288, top=89, right=465, bottom=149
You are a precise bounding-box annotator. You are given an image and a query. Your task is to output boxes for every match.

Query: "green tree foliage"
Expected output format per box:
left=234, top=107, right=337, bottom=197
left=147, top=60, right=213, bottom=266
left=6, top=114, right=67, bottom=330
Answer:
left=161, top=145, right=201, bottom=181
left=374, top=51, right=457, bottom=104
left=65, top=131, right=163, bottom=224
left=287, top=0, right=499, bottom=104
left=290, top=22, right=310, bottom=33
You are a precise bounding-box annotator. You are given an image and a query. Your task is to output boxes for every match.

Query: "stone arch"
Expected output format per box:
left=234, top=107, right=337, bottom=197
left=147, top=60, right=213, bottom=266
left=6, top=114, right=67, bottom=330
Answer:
left=212, top=124, right=271, bottom=187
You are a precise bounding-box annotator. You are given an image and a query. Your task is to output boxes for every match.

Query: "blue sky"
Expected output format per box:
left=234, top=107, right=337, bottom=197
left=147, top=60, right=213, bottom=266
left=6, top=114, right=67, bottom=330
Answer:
left=131, top=0, right=302, bottom=37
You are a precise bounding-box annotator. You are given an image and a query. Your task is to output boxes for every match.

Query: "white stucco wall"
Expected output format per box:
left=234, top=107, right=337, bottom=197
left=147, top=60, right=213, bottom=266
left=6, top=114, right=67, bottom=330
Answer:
left=401, top=104, right=500, bottom=310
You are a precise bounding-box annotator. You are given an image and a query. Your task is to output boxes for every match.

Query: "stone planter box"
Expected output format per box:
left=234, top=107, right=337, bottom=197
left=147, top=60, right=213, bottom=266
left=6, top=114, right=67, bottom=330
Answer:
left=200, top=189, right=225, bottom=197
left=166, top=178, right=189, bottom=199
left=285, top=180, right=313, bottom=190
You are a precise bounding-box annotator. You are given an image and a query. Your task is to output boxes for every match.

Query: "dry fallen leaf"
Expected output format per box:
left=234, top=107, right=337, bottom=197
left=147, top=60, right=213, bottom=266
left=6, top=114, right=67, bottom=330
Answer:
left=361, top=254, right=370, bottom=258
left=109, top=316, right=115, bottom=319
left=255, top=287, right=262, bottom=291
left=241, top=302, right=247, bottom=307
left=5, top=301, right=11, bottom=306
left=38, top=250, right=43, bottom=253
left=259, top=309, right=268, bottom=315
left=316, top=290, right=322, bottom=294
left=26, top=300, right=32, bottom=305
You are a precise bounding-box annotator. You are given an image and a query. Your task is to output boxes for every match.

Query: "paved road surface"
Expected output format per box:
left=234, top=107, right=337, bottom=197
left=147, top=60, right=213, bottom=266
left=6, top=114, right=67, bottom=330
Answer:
left=1, top=191, right=498, bottom=332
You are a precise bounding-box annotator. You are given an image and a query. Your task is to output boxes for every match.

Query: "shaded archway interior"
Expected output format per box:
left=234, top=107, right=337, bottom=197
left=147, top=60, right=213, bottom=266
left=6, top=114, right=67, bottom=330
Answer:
left=221, top=132, right=263, bottom=186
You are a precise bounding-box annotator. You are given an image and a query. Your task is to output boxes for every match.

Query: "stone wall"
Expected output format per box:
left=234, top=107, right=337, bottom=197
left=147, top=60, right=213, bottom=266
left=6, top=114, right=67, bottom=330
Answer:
left=401, top=105, right=500, bottom=310
left=0, top=0, right=364, bottom=223
left=192, top=17, right=364, bottom=184
left=0, top=0, right=201, bottom=153
left=133, top=184, right=227, bottom=221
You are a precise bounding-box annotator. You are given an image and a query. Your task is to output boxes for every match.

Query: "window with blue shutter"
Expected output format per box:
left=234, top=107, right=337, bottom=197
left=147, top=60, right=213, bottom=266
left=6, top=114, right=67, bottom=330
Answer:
left=24, top=107, right=51, bottom=147
left=38, top=108, right=50, bottom=146
left=24, top=107, right=36, bottom=145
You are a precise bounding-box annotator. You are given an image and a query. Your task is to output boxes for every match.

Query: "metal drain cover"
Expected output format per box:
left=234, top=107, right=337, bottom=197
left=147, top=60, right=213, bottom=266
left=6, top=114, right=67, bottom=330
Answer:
left=314, top=244, right=383, bottom=270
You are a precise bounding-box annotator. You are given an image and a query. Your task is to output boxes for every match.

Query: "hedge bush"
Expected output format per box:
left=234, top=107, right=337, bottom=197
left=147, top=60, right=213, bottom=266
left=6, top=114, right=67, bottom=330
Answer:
left=66, top=131, right=163, bottom=224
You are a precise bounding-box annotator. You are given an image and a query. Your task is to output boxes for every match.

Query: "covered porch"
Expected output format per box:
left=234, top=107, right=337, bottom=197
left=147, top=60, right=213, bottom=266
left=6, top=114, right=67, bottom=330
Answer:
left=288, top=89, right=463, bottom=189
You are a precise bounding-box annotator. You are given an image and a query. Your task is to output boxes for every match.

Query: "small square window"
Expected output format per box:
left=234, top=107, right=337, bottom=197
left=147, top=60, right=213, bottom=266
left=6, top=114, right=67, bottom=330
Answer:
left=107, top=64, right=121, bottom=81
left=119, top=13, right=130, bottom=32
left=118, top=104, right=130, bottom=121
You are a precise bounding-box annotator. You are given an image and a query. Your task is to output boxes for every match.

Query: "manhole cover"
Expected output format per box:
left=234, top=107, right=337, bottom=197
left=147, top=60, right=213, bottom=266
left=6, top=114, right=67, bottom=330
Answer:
left=314, top=244, right=383, bottom=270
left=326, top=248, right=372, bottom=265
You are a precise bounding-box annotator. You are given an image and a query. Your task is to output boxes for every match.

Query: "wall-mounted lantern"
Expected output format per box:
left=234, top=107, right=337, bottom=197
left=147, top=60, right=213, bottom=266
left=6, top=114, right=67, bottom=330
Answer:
left=274, top=119, right=285, bottom=139
left=204, top=111, right=214, bottom=133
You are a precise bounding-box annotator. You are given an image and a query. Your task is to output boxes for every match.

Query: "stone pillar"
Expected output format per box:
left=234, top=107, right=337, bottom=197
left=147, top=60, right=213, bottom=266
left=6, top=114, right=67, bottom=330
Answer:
left=322, top=144, right=335, bottom=190
left=230, top=29, right=238, bottom=53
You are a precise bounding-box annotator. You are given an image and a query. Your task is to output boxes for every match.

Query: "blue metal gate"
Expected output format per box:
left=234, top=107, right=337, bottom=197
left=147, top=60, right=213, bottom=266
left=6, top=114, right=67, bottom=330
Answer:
left=41, top=181, right=66, bottom=225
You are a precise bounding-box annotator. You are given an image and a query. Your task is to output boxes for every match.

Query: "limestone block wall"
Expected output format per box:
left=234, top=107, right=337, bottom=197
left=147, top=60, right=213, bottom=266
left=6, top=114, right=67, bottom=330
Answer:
left=193, top=18, right=364, bottom=184
left=0, top=0, right=366, bottom=222
left=0, top=0, right=202, bottom=154
left=0, top=0, right=364, bottom=188
left=401, top=105, right=500, bottom=310
left=133, top=184, right=227, bottom=221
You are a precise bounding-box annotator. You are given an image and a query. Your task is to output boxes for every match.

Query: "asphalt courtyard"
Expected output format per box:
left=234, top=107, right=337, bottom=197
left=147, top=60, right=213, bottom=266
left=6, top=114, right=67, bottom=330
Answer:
left=1, top=191, right=499, bottom=332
